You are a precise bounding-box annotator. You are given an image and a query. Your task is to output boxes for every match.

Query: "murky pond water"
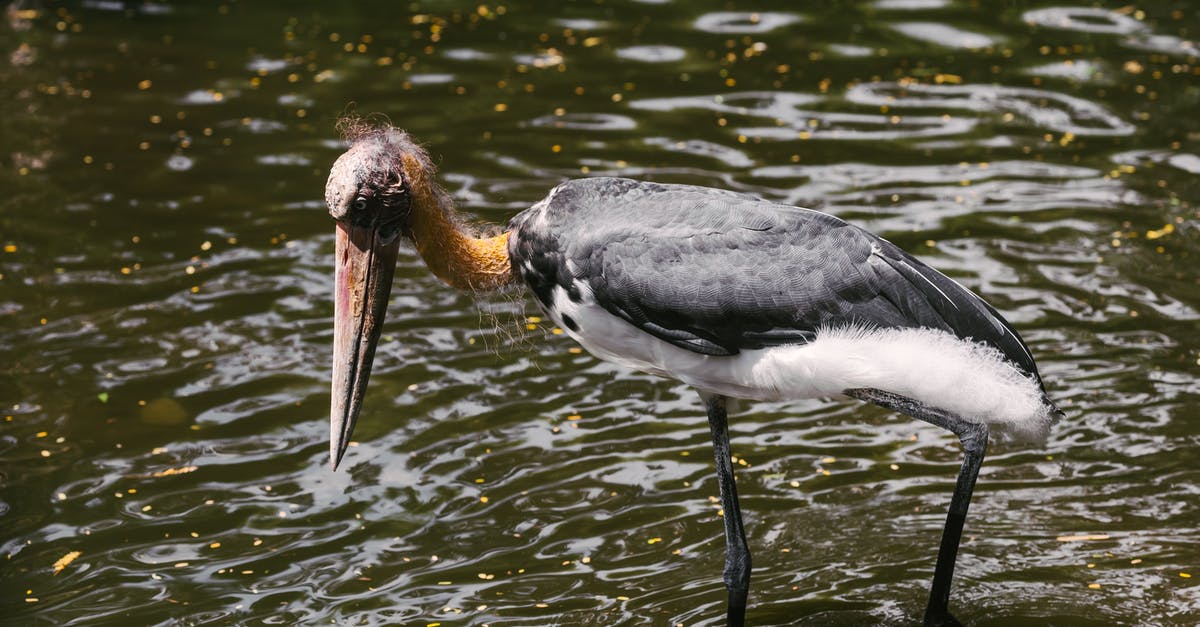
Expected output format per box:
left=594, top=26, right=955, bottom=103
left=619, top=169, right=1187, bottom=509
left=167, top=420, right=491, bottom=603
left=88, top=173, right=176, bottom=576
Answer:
left=2, top=1, right=1198, bottom=625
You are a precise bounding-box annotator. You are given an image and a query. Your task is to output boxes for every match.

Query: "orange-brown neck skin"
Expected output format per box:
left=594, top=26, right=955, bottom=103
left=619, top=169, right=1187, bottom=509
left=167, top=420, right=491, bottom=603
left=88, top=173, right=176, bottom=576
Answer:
left=400, top=154, right=516, bottom=292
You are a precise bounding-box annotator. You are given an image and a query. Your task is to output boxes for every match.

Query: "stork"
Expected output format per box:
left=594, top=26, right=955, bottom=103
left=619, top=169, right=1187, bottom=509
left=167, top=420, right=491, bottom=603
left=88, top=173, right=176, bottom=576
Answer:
left=325, top=122, right=1062, bottom=627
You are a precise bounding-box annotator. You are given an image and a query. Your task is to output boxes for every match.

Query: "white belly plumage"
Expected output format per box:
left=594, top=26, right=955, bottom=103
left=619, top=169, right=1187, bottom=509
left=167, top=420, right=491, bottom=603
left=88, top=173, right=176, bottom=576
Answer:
left=547, top=283, right=1054, bottom=441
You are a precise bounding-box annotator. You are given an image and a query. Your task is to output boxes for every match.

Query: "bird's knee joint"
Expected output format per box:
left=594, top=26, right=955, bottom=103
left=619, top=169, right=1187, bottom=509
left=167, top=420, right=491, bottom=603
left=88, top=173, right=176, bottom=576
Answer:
left=723, top=570, right=751, bottom=592
left=957, top=423, right=989, bottom=454
left=723, top=556, right=752, bottom=591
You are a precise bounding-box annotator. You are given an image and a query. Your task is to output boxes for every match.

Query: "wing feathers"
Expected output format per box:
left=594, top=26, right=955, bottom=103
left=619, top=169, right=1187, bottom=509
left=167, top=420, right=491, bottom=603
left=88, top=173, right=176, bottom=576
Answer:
left=510, top=177, right=1044, bottom=384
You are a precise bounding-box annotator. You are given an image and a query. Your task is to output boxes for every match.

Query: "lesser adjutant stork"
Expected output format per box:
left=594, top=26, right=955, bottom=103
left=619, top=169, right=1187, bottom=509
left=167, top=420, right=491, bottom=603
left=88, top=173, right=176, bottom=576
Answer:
left=324, top=122, right=1062, bottom=627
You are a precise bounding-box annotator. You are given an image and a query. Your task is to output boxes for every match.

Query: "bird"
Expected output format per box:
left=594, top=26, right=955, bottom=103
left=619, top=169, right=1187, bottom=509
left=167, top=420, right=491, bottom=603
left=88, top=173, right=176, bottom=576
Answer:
left=324, top=120, right=1062, bottom=627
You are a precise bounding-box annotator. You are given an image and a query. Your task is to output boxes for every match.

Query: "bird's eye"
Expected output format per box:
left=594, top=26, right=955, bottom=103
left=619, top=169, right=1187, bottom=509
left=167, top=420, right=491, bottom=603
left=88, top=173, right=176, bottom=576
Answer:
left=352, top=197, right=368, bottom=211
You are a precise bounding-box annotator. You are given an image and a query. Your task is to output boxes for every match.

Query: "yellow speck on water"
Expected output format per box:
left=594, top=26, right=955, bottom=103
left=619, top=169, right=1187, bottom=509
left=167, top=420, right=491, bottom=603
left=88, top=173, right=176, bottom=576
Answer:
left=52, top=551, right=81, bottom=575
left=535, top=603, right=549, bottom=608
left=567, top=414, right=581, bottom=421
left=821, top=456, right=836, bottom=463
left=1131, top=558, right=1142, bottom=564
left=152, top=465, right=197, bottom=478
left=1182, top=572, right=1193, bottom=578
left=647, top=537, right=662, bottom=544
left=493, top=103, right=508, bottom=112
left=479, top=496, right=489, bottom=503
left=209, top=542, right=221, bottom=549
left=789, top=480, right=800, bottom=487
left=174, top=562, right=188, bottom=568
left=138, top=79, right=152, bottom=90
left=1088, top=583, right=1101, bottom=589
left=3, top=244, right=16, bottom=253
left=890, top=464, right=900, bottom=470
left=1145, top=223, right=1174, bottom=240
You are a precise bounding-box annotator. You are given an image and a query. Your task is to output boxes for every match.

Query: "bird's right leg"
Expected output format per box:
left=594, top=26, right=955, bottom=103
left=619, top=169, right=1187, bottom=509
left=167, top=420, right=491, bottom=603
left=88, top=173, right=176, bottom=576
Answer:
left=844, top=388, right=989, bottom=627
left=702, top=392, right=752, bottom=627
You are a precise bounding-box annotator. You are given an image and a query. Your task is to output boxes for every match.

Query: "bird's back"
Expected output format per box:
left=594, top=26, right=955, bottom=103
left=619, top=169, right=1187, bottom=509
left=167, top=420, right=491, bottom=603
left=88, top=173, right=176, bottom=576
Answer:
left=508, top=177, right=1055, bottom=410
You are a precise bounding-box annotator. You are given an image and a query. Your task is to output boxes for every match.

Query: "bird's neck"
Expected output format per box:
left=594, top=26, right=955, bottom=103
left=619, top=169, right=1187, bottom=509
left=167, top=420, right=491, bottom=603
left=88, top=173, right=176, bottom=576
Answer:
left=402, top=154, right=515, bottom=292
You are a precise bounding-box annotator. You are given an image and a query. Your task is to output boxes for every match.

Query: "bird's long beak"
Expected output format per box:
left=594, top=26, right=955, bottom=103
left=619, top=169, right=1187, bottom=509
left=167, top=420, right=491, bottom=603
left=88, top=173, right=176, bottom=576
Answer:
left=330, top=221, right=400, bottom=470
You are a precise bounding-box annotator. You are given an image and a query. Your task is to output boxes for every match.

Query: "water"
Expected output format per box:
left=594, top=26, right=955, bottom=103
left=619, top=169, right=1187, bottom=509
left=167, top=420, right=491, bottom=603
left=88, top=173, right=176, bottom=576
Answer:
left=1, top=1, right=1198, bottom=625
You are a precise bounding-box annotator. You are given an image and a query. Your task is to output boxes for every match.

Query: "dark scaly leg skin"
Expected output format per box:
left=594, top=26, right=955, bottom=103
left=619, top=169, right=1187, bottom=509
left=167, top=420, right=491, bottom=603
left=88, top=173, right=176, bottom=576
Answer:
left=704, top=393, right=751, bottom=627
left=844, top=388, right=989, bottom=627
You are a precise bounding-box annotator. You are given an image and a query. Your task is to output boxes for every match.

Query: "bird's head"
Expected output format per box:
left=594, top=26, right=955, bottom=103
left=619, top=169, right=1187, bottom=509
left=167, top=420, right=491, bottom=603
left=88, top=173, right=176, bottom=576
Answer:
left=324, top=122, right=434, bottom=470
left=324, top=125, right=424, bottom=243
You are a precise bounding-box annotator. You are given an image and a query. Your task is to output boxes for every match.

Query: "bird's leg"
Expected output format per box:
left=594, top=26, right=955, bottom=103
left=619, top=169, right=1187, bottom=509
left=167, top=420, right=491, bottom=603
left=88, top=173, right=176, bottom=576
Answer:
left=702, top=393, right=752, bottom=627
left=844, top=388, right=989, bottom=627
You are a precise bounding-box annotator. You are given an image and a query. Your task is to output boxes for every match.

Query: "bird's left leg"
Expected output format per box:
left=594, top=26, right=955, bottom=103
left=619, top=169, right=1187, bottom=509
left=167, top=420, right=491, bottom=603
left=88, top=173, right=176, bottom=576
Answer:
left=702, top=392, right=752, bottom=627
left=844, top=388, right=989, bottom=627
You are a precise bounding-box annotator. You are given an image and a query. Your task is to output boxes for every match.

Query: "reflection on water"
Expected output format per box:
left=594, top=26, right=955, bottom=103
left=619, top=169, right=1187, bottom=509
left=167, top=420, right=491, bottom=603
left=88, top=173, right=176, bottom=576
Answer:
left=1, top=1, right=1198, bottom=625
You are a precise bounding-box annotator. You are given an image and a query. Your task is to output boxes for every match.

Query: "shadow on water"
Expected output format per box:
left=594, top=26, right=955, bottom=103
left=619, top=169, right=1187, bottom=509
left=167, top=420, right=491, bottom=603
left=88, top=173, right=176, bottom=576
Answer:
left=1, top=1, right=1198, bottom=625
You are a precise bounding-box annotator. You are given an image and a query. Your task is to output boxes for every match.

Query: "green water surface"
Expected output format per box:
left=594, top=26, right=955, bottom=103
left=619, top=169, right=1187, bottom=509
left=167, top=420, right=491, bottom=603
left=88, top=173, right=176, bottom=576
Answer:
left=1, top=1, right=1198, bottom=625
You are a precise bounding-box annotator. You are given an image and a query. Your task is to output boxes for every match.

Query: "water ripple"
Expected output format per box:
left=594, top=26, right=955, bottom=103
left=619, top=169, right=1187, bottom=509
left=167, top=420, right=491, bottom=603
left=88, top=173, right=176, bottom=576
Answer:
left=891, top=22, right=999, bottom=49
left=845, top=82, right=1136, bottom=136
left=529, top=113, right=637, bottom=131
left=693, top=12, right=803, bottom=34
left=615, top=45, right=687, bottom=63
left=634, top=91, right=982, bottom=141
left=1023, top=7, right=1146, bottom=35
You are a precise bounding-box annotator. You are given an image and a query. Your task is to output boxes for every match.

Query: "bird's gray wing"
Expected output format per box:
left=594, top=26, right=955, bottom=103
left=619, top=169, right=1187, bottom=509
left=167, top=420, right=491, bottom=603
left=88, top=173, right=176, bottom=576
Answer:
left=509, top=177, right=1041, bottom=384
